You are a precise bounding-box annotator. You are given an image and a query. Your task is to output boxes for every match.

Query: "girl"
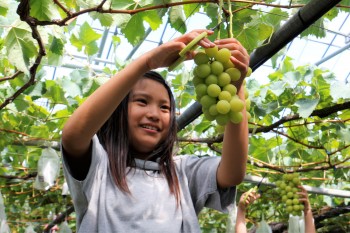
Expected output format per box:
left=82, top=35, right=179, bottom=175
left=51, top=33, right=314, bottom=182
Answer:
left=61, top=29, right=250, bottom=232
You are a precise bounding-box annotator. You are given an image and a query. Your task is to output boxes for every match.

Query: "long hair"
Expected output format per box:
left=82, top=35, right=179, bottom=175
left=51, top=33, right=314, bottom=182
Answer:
left=97, top=71, right=180, bottom=202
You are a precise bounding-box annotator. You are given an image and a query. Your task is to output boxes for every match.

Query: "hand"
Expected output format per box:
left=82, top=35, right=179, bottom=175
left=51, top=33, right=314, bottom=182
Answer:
left=144, top=29, right=215, bottom=70
left=298, top=185, right=312, bottom=214
left=214, top=38, right=250, bottom=78
left=238, top=190, right=260, bottom=211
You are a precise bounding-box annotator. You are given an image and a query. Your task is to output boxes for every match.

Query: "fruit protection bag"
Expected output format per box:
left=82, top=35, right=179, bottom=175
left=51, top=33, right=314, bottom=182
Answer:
left=288, top=213, right=305, bottom=233
left=0, top=192, right=10, bottom=233
left=256, top=215, right=272, bottom=233
left=225, top=189, right=237, bottom=233
left=34, top=147, right=60, bottom=191
left=24, top=223, right=36, bottom=233
left=225, top=203, right=237, bottom=233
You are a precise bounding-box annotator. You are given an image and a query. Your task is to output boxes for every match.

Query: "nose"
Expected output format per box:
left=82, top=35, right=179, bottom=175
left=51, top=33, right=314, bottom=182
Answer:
left=146, top=104, right=160, bottom=121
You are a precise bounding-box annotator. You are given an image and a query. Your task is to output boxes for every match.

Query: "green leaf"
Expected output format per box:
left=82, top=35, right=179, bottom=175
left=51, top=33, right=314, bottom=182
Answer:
left=169, top=6, right=186, bottom=34
left=70, top=22, right=102, bottom=55
left=121, top=14, right=145, bottom=46
left=111, top=0, right=135, bottom=9
left=50, top=36, right=64, bottom=55
left=295, top=98, right=320, bottom=118
left=4, top=21, right=38, bottom=74
left=330, top=82, right=350, bottom=101
left=0, top=0, right=8, bottom=16
left=183, top=2, right=201, bottom=18
left=141, top=10, right=163, bottom=30
left=90, top=12, right=114, bottom=27
left=29, top=0, right=61, bottom=21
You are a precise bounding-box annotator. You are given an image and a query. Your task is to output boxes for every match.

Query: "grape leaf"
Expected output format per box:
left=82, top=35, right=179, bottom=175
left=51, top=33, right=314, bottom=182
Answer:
left=29, top=0, right=61, bottom=21
left=121, top=14, right=145, bottom=46
left=70, top=22, right=102, bottom=55
left=4, top=21, right=38, bottom=74
left=295, top=98, right=320, bottom=118
left=330, top=82, right=350, bottom=101
left=169, top=5, right=186, bottom=34
left=0, top=0, right=8, bottom=16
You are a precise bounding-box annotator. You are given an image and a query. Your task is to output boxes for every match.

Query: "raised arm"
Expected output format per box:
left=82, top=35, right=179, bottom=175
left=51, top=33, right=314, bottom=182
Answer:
left=235, top=191, right=260, bottom=233
left=299, top=185, right=316, bottom=233
left=216, top=38, right=250, bottom=188
left=61, top=30, right=215, bottom=159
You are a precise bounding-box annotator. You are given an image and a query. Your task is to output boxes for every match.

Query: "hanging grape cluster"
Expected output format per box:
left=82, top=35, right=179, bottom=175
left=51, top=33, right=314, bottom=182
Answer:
left=192, top=45, right=252, bottom=126
left=275, top=173, right=304, bottom=216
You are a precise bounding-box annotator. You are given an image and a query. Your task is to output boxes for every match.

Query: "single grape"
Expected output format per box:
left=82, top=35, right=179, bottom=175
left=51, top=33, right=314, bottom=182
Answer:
left=194, top=52, right=210, bottom=65
left=195, top=83, right=207, bottom=98
left=193, top=76, right=204, bottom=86
left=218, top=91, right=232, bottom=102
left=216, top=114, right=229, bottom=126
left=209, top=104, right=218, bottom=116
left=200, top=95, right=217, bottom=109
left=215, top=48, right=231, bottom=63
left=205, top=45, right=218, bottom=58
left=216, top=100, right=230, bottom=114
left=207, top=84, right=221, bottom=98
left=223, top=84, right=237, bottom=96
left=223, top=60, right=235, bottom=69
left=218, top=72, right=231, bottom=87
left=230, top=96, right=244, bottom=112
left=245, top=98, right=251, bottom=111
left=196, top=64, right=211, bottom=78
left=210, top=61, right=224, bottom=75
left=203, top=109, right=216, bottom=121
left=205, top=74, right=218, bottom=85
left=229, top=111, right=243, bottom=124
left=244, top=86, right=249, bottom=99
left=246, top=67, right=252, bottom=77
left=226, top=67, right=241, bottom=81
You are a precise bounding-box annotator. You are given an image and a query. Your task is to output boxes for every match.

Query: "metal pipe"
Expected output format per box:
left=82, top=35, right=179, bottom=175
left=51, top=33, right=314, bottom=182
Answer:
left=315, top=43, right=350, bottom=66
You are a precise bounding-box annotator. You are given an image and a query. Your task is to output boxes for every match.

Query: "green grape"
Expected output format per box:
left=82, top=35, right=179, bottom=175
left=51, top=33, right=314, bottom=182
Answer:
left=216, top=114, right=229, bottom=126
left=218, top=91, right=232, bottom=102
left=229, top=111, right=243, bottom=124
left=216, top=100, right=230, bottom=114
left=203, top=109, right=216, bottom=121
left=200, top=95, right=216, bottom=109
left=207, top=84, right=221, bottom=98
left=230, top=96, right=244, bottom=112
left=215, top=48, right=231, bottom=63
left=196, top=64, right=211, bottom=78
left=210, top=61, right=224, bottom=75
left=218, top=72, right=231, bottom=87
left=194, top=51, right=210, bottom=65
left=226, top=67, right=241, bottom=81
left=223, top=84, right=237, bottom=96
left=216, top=124, right=225, bottom=133
left=195, top=83, right=207, bottom=97
left=205, top=74, right=218, bottom=85
left=246, top=67, right=252, bottom=77
left=209, top=104, right=218, bottom=116
left=223, top=60, right=235, bottom=69
left=245, top=98, right=251, bottom=111
left=193, top=76, right=204, bottom=86
left=246, top=111, right=251, bottom=121
left=205, top=45, right=218, bottom=58
left=244, top=86, right=249, bottom=99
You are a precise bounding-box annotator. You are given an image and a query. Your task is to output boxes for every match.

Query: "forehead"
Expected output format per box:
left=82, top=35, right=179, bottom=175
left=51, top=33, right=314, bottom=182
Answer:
left=131, top=78, right=170, bottom=101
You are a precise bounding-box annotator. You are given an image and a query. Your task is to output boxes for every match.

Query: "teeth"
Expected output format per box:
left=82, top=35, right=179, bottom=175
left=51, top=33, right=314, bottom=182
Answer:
left=142, top=125, right=158, bottom=131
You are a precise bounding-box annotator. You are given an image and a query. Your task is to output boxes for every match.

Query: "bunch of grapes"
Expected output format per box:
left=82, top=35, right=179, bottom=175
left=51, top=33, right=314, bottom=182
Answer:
left=275, top=173, right=304, bottom=216
left=192, top=45, right=252, bottom=126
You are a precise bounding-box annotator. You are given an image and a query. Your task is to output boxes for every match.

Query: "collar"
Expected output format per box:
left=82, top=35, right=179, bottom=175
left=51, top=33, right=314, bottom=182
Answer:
left=134, top=158, right=160, bottom=171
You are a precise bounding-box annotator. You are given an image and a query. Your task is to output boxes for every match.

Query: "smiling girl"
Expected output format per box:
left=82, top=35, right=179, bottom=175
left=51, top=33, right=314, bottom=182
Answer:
left=61, top=29, right=250, bottom=232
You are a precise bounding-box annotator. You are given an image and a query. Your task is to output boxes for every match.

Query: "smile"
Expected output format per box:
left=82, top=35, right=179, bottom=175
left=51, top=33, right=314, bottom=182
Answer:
left=141, top=125, right=160, bottom=131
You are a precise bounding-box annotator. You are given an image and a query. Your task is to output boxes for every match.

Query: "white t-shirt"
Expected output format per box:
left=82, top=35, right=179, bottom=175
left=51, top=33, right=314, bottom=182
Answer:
left=62, top=135, right=236, bottom=233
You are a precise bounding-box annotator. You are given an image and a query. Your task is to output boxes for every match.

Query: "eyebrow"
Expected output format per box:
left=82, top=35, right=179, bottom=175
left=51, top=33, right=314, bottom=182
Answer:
left=131, top=92, right=170, bottom=104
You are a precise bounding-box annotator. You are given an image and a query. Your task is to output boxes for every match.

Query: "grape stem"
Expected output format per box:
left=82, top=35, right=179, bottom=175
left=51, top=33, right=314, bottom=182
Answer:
left=168, top=31, right=208, bottom=71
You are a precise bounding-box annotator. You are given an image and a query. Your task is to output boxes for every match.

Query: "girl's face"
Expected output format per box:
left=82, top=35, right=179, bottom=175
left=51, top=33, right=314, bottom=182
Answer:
left=128, top=78, right=171, bottom=158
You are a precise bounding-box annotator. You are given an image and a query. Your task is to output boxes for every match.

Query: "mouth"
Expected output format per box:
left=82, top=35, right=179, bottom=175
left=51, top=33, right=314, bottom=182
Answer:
left=141, top=124, right=160, bottom=132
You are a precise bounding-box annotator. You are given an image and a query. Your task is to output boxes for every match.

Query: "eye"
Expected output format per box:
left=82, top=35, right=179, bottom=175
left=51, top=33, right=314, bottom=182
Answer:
left=136, top=98, right=147, bottom=105
left=161, top=104, right=170, bottom=111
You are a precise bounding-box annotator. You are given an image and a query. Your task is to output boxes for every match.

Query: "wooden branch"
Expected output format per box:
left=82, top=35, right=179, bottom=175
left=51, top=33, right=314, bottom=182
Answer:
left=43, top=205, right=75, bottom=233
left=0, top=71, right=22, bottom=82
